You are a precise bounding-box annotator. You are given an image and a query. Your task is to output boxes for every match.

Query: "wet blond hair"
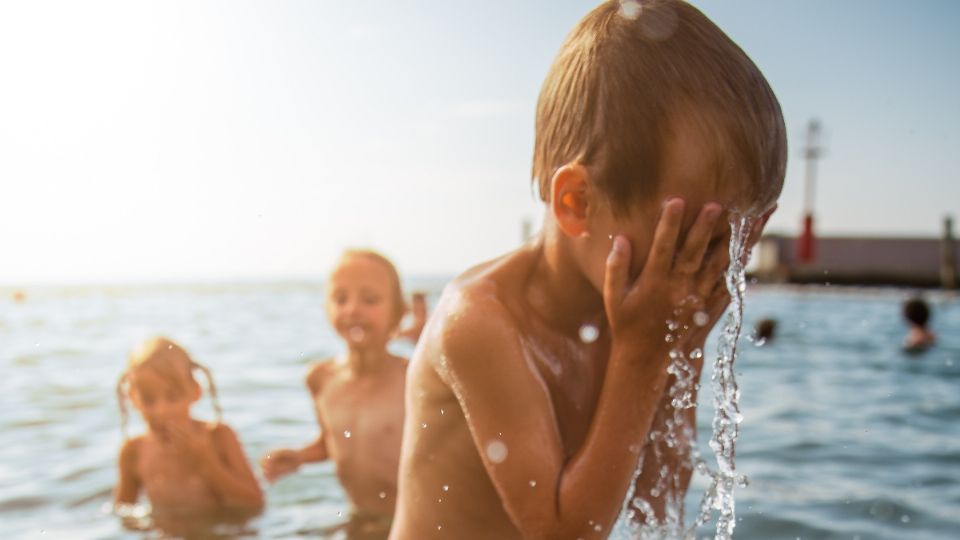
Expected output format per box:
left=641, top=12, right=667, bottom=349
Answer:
left=116, top=336, right=222, bottom=438
left=533, top=0, right=787, bottom=215
left=333, top=249, right=407, bottom=329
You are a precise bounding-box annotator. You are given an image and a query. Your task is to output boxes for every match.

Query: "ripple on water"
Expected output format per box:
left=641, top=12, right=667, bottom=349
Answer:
left=0, top=495, right=51, bottom=513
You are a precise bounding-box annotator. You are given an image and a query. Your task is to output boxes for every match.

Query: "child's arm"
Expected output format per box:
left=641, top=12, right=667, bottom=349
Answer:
left=167, top=422, right=264, bottom=511
left=260, top=362, right=330, bottom=483
left=441, top=199, right=723, bottom=538
left=113, top=437, right=141, bottom=505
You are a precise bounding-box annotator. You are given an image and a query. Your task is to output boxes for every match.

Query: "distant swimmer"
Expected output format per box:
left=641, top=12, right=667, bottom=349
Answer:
left=753, top=318, right=777, bottom=345
left=902, top=296, right=936, bottom=353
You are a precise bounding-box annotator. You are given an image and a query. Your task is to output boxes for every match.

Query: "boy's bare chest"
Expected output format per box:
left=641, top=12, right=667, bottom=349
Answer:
left=316, top=375, right=405, bottom=446
left=524, top=333, right=609, bottom=455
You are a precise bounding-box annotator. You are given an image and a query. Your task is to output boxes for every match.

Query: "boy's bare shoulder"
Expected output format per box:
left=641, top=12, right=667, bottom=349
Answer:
left=431, top=247, right=536, bottom=370
left=305, top=358, right=338, bottom=395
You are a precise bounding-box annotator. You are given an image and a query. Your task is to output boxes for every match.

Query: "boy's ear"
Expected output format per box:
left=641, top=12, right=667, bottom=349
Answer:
left=551, top=163, right=591, bottom=238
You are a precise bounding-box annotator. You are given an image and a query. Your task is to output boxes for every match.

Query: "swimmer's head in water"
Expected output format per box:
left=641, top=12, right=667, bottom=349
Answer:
left=903, top=297, right=931, bottom=327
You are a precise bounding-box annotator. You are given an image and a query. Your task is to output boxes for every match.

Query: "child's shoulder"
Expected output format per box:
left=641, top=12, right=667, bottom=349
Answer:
left=305, top=358, right=338, bottom=394
left=119, top=434, right=145, bottom=459
left=203, top=420, right=243, bottom=446
left=429, top=253, right=537, bottom=370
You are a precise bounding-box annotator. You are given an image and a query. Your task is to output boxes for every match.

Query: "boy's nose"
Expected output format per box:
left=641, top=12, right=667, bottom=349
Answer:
left=344, top=298, right=362, bottom=315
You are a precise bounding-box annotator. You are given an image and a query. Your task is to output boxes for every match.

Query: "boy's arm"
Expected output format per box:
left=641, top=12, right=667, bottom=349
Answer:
left=114, top=437, right=141, bottom=505
left=443, top=200, right=723, bottom=539
left=300, top=361, right=331, bottom=463
left=260, top=362, right=330, bottom=482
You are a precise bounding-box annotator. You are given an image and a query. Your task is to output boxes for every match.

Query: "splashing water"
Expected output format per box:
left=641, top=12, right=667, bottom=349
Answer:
left=689, top=215, right=754, bottom=539
left=616, top=214, right=756, bottom=540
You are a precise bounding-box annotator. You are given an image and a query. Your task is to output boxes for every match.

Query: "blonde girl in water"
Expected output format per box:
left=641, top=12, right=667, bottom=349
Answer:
left=114, top=337, right=263, bottom=519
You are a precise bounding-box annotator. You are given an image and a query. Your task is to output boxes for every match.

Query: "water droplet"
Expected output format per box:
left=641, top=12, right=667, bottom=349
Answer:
left=343, top=430, right=351, bottom=438
left=485, top=440, right=508, bottom=464
left=666, top=319, right=679, bottom=331
left=593, top=523, right=603, bottom=532
left=578, top=323, right=599, bottom=343
left=528, top=480, right=537, bottom=487
left=693, top=310, right=710, bottom=327
left=337, top=511, right=342, bottom=517
left=618, top=0, right=642, bottom=20
left=421, top=423, right=428, bottom=429
left=664, top=334, right=675, bottom=343
left=442, top=484, right=449, bottom=492
left=437, top=524, right=442, bottom=530
left=379, top=491, right=386, bottom=499
left=440, top=408, right=445, bottom=415
left=690, top=348, right=703, bottom=360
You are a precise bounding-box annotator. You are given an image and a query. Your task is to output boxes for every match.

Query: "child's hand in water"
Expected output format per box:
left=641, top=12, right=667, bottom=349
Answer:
left=165, top=421, right=219, bottom=467
left=259, top=449, right=302, bottom=483
left=603, top=198, right=725, bottom=351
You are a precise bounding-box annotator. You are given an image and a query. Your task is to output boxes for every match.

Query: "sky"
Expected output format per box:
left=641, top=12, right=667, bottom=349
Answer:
left=1, top=0, right=958, bottom=284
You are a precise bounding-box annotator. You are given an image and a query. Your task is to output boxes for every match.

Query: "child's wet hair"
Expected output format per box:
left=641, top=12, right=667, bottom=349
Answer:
left=533, top=0, right=787, bottom=215
left=116, top=337, right=222, bottom=438
left=903, top=297, right=931, bottom=327
left=335, top=249, right=407, bottom=329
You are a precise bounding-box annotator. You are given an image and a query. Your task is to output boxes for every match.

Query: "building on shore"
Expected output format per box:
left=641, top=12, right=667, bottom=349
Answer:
left=752, top=218, right=958, bottom=289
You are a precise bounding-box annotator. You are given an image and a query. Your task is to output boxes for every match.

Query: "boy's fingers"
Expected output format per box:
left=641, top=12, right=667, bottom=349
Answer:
left=646, top=198, right=685, bottom=275
left=696, top=233, right=731, bottom=299
left=673, top=203, right=722, bottom=274
left=603, top=235, right=631, bottom=317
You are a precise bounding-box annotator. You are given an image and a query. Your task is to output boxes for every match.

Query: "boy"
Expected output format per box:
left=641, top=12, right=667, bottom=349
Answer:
left=261, top=250, right=409, bottom=537
left=903, top=296, right=936, bottom=353
left=390, top=1, right=786, bottom=538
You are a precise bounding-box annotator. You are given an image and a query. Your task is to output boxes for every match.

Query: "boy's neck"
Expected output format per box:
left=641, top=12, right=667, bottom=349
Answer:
left=342, top=345, right=390, bottom=375
left=527, top=225, right=606, bottom=334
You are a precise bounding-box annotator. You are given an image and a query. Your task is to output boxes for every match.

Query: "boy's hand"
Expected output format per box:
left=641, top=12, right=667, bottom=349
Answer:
left=675, top=206, right=775, bottom=352
left=603, top=198, right=724, bottom=350
left=259, top=448, right=302, bottom=483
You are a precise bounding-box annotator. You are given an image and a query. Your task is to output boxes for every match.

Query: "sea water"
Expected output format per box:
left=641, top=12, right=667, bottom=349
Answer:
left=2, top=279, right=960, bottom=539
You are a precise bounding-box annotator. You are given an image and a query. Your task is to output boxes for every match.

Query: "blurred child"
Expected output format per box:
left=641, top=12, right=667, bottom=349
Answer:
left=397, top=291, right=428, bottom=344
left=390, top=1, right=785, bottom=538
left=903, top=296, right=936, bottom=353
left=753, top=317, right=778, bottom=345
left=260, top=249, right=409, bottom=536
left=114, top=337, right=263, bottom=517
